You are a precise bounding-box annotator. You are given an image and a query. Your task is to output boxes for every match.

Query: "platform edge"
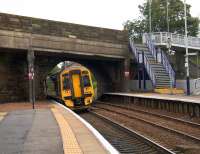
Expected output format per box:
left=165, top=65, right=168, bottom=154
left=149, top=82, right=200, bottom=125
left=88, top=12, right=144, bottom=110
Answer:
left=54, top=101, right=119, bottom=154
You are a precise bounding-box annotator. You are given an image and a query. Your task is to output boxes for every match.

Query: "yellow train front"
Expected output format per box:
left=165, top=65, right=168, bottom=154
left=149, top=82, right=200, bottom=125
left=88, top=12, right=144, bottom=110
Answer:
left=47, top=66, right=94, bottom=110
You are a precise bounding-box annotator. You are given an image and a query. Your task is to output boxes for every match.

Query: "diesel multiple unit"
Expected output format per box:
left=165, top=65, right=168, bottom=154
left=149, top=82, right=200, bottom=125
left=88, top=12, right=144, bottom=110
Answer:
left=46, top=66, right=94, bottom=110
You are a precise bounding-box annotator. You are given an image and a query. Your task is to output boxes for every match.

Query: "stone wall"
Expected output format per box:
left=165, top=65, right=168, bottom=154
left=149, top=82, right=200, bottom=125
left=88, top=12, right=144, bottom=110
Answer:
left=0, top=13, right=128, bottom=44
left=0, top=51, right=28, bottom=103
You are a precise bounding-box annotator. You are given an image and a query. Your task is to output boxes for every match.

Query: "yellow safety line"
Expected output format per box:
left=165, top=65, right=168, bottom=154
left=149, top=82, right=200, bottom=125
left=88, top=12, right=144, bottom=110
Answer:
left=51, top=108, right=83, bottom=154
left=0, top=112, right=7, bottom=116
left=0, top=112, right=7, bottom=122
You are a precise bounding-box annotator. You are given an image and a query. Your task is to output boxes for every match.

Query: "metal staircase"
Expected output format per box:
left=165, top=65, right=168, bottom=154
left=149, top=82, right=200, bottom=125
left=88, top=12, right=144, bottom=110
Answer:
left=129, top=34, right=175, bottom=89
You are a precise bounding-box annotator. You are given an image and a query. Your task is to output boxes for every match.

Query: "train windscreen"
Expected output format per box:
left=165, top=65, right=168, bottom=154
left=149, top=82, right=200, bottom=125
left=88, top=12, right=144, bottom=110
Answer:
left=63, top=74, right=70, bottom=90
left=82, top=75, right=91, bottom=87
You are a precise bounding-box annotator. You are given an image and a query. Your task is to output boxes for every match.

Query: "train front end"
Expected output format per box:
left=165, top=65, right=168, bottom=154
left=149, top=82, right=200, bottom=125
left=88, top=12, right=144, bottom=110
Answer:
left=60, top=68, right=94, bottom=110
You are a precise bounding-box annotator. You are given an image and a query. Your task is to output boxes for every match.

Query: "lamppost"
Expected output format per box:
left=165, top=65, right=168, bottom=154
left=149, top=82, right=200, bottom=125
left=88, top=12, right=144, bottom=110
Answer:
left=28, top=18, right=35, bottom=109
left=184, top=0, right=190, bottom=95
left=149, top=0, right=152, bottom=33
left=166, top=0, right=169, bottom=33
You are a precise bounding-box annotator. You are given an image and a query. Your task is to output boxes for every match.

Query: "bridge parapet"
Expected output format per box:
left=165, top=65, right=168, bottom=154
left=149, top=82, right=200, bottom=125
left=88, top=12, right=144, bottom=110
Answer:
left=143, top=32, right=200, bottom=50
left=0, top=13, right=128, bottom=44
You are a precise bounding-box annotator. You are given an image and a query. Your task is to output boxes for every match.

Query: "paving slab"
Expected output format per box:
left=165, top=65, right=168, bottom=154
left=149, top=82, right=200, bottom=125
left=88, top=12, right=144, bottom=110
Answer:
left=0, top=109, right=63, bottom=154
left=0, top=102, right=116, bottom=154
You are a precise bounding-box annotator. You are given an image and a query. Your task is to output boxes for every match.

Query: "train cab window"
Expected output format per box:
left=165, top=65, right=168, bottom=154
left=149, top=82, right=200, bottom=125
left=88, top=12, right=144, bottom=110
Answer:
left=82, top=75, right=91, bottom=87
left=63, top=74, right=70, bottom=90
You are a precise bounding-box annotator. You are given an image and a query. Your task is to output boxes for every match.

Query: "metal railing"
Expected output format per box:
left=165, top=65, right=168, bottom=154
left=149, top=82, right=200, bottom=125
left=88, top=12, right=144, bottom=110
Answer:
left=143, top=33, right=157, bottom=59
left=160, top=49, right=176, bottom=87
left=143, top=33, right=176, bottom=87
left=147, top=32, right=200, bottom=50
left=129, top=36, right=156, bottom=87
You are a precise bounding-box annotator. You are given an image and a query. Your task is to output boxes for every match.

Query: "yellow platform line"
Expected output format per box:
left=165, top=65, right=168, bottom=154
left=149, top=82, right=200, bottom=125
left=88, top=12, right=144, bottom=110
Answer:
left=0, top=112, right=7, bottom=122
left=51, top=108, right=83, bottom=154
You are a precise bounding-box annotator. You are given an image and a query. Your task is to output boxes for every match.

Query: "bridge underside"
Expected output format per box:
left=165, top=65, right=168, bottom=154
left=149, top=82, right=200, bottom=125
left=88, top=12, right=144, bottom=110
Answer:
left=0, top=48, right=127, bottom=103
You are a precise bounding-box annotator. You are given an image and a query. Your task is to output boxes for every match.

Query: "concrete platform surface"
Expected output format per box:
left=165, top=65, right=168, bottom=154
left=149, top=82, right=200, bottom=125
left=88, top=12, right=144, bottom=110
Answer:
left=0, top=109, right=63, bottom=154
left=0, top=102, right=113, bottom=154
left=105, top=92, right=200, bottom=104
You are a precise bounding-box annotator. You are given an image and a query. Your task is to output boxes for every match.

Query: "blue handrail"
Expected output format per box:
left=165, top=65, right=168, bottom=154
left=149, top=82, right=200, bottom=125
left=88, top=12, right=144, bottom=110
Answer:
left=129, top=36, right=156, bottom=87
left=144, top=33, right=157, bottom=59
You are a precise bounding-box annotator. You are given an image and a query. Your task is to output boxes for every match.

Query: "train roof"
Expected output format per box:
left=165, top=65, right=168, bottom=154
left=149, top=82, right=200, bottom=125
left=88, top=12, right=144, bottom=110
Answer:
left=48, top=65, right=89, bottom=78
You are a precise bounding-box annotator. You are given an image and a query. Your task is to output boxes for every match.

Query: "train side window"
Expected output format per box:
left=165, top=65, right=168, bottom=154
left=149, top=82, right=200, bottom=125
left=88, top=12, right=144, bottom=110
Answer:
left=83, top=75, right=91, bottom=87
left=63, top=74, right=70, bottom=90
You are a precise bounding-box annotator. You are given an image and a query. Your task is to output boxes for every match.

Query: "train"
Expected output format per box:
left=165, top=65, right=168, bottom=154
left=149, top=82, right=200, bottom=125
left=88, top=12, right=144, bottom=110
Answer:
left=46, top=65, right=94, bottom=110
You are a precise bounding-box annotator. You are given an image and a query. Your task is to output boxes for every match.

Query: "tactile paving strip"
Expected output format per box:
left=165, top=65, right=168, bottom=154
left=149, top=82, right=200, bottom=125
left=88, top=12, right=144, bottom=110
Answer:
left=51, top=108, right=83, bottom=154
left=0, top=112, right=7, bottom=121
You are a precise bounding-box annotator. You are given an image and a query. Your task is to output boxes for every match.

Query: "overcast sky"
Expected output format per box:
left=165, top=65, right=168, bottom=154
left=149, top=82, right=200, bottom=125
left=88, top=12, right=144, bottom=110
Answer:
left=0, top=0, right=199, bottom=30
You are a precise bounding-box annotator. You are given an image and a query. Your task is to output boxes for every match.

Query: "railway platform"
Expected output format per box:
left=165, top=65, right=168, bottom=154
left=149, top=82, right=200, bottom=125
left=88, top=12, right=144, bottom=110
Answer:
left=102, top=92, right=200, bottom=117
left=0, top=101, right=116, bottom=154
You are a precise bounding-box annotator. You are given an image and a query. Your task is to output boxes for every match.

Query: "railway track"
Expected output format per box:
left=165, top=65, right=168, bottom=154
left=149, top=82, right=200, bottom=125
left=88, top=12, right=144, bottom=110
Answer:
left=94, top=101, right=200, bottom=142
left=92, top=102, right=200, bottom=153
left=95, top=101, right=200, bottom=127
left=80, top=111, right=174, bottom=154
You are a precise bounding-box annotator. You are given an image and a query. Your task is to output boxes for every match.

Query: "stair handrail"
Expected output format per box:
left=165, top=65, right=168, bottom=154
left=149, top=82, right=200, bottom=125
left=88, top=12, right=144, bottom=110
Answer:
left=143, top=33, right=157, bottom=59
left=143, top=33, right=176, bottom=87
left=160, top=49, right=176, bottom=87
left=129, top=36, right=156, bottom=87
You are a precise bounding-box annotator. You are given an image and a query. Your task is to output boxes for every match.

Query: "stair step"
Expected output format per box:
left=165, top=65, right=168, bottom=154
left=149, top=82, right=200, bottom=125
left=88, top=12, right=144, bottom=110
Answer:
left=150, top=62, right=163, bottom=65
left=156, top=78, right=170, bottom=80
left=156, top=80, right=171, bottom=82
left=146, top=56, right=156, bottom=61
left=153, top=70, right=167, bottom=73
left=134, top=44, right=147, bottom=47
left=156, top=83, right=171, bottom=85
left=156, top=77, right=170, bottom=79
left=152, top=66, right=165, bottom=70
left=156, top=79, right=171, bottom=82
left=137, top=47, right=149, bottom=51
left=156, top=83, right=171, bottom=86
left=154, top=73, right=168, bottom=75
left=156, top=80, right=171, bottom=84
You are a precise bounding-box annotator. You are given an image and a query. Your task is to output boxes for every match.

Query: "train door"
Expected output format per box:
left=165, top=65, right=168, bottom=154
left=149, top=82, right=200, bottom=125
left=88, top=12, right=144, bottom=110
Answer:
left=72, top=73, right=82, bottom=98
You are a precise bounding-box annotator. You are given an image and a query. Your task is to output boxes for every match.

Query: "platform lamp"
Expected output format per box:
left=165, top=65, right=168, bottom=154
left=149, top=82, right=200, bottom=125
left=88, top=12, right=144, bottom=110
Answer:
left=149, top=0, right=152, bottom=33
left=28, top=18, right=35, bottom=109
left=184, top=0, right=190, bottom=95
left=166, top=0, right=169, bottom=33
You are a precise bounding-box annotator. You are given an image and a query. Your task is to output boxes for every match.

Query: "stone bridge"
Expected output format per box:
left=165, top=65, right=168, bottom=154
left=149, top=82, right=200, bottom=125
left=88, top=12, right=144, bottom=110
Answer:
left=0, top=13, right=130, bottom=102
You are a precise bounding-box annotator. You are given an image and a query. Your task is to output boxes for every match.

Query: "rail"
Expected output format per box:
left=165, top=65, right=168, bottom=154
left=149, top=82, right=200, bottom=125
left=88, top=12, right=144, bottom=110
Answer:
left=84, top=111, right=174, bottom=154
left=143, top=33, right=176, bottom=87
left=129, top=35, right=156, bottom=87
left=148, top=32, right=200, bottom=50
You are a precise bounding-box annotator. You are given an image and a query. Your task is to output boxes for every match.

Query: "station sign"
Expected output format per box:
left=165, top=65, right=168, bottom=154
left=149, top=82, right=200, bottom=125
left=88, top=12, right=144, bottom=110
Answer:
left=124, top=71, right=130, bottom=77
left=28, top=72, right=34, bottom=80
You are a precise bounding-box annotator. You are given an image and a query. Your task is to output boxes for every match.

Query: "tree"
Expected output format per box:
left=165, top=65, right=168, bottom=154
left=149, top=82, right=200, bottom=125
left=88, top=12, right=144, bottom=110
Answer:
left=124, top=0, right=199, bottom=40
